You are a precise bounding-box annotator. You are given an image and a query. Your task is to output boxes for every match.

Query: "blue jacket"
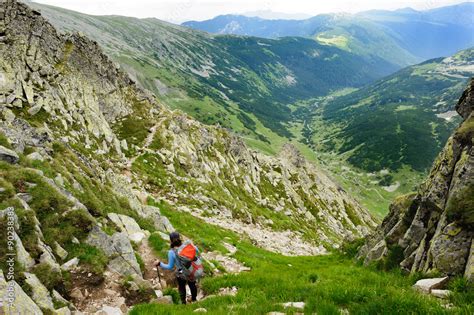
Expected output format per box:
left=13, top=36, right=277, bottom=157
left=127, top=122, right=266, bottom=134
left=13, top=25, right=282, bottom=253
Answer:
left=160, top=246, right=199, bottom=270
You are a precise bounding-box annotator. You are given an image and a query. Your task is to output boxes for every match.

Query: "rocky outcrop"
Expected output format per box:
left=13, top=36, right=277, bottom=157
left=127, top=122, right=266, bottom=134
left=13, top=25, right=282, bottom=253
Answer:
left=0, top=270, right=43, bottom=314
left=359, top=79, right=474, bottom=280
left=86, top=226, right=142, bottom=277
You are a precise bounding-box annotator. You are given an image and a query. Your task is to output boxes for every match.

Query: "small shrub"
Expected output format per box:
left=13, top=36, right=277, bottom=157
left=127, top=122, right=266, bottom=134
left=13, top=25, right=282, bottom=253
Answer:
left=449, top=277, right=472, bottom=293
left=67, top=244, right=109, bottom=274
left=163, top=287, right=180, bottom=304
left=341, top=238, right=365, bottom=258
left=0, top=132, right=12, bottom=149
left=383, top=245, right=404, bottom=270
left=308, top=273, right=319, bottom=283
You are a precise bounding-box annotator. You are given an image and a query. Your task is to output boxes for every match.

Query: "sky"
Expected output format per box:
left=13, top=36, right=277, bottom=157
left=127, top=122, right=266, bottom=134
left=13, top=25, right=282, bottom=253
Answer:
left=31, top=0, right=472, bottom=23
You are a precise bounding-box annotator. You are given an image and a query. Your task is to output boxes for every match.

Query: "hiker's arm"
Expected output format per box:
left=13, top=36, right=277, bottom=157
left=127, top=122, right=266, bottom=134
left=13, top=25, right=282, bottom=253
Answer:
left=159, top=250, right=175, bottom=270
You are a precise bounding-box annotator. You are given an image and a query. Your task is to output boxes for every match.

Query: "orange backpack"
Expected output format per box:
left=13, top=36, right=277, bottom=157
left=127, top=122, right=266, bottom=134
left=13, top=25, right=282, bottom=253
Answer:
left=174, top=240, right=204, bottom=281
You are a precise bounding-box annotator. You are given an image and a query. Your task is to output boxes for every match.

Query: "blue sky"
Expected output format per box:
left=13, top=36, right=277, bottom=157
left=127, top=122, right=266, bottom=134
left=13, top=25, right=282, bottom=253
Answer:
left=31, top=0, right=472, bottom=23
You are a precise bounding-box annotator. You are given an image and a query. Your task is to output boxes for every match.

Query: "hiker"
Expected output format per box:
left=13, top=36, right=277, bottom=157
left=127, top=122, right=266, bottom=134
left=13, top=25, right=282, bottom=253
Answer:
left=155, top=232, right=203, bottom=304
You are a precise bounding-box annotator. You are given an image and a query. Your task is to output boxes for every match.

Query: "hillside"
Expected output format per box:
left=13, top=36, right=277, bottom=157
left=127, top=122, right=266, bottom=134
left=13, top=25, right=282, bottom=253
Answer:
left=319, top=48, right=473, bottom=172
left=184, top=3, right=474, bottom=64
left=359, top=77, right=473, bottom=281
left=27, top=1, right=397, bottom=147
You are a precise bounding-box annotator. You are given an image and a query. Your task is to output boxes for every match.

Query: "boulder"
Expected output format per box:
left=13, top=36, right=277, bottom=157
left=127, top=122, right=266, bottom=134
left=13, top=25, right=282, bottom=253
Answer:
left=142, top=205, right=174, bottom=232
left=107, top=232, right=142, bottom=276
left=130, top=274, right=152, bottom=290
left=87, top=226, right=142, bottom=276
left=61, top=257, right=79, bottom=271
left=107, top=213, right=145, bottom=243
left=38, top=241, right=61, bottom=272
left=54, top=241, right=69, bottom=260
left=0, top=270, right=43, bottom=314
left=24, top=272, right=55, bottom=310
left=0, top=145, right=19, bottom=163
left=413, top=277, right=449, bottom=294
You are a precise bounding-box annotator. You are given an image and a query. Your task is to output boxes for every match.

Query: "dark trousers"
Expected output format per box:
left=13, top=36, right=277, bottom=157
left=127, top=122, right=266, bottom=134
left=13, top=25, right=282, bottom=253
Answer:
left=177, top=277, right=197, bottom=304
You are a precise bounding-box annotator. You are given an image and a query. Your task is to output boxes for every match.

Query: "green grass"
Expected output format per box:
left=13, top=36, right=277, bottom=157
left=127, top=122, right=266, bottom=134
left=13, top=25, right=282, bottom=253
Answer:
left=66, top=244, right=109, bottom=274
left=131, top=201, right=472, bottom=314
left=148, top=232, right=169, bottom=259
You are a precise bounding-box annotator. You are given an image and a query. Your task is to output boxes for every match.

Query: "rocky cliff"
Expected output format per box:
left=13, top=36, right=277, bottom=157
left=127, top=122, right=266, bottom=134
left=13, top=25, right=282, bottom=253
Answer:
left=359, top=78, right=474, bottom=280
left=0, top=1, right=375, bottom=313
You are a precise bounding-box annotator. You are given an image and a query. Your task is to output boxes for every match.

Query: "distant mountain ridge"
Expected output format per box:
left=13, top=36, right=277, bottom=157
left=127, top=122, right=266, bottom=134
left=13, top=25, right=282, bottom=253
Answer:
left=183, top=2, right=474, bottom=63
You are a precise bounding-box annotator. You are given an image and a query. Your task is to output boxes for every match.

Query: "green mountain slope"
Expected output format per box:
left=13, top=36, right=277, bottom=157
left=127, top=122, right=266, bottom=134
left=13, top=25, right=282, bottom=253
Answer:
left=320, top=48, right=474, bottom=172
left=28, top=2, right=398, bottom=146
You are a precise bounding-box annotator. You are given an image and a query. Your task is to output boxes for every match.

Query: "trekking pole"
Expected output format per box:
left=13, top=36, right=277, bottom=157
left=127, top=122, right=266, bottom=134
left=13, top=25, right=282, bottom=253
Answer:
left=156, top=262, right=162, bottom=285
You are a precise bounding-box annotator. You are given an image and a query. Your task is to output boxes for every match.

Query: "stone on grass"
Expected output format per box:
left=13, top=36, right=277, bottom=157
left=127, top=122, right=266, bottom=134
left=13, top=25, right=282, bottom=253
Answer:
left=194, top=308, right=207, bottom=313
left=413, top=277, right=449, bottom=294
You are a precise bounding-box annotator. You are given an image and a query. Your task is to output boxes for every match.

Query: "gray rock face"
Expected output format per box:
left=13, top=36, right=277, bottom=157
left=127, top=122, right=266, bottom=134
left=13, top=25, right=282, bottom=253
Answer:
left=24, top=272, right=55, bottom=310
left=86, top=226, right=142, bottom=277
left=359, top=79, right=474, bottom=279
left=0, top=145, right=18, bottom=163
left=107, top=213, right=145, bottom=243
left=0, top=270, right=43, bottom=314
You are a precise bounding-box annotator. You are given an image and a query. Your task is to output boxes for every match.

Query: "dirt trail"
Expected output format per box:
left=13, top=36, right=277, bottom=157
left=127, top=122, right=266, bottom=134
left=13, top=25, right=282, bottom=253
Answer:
left=138, top=237, right=161, bottom=282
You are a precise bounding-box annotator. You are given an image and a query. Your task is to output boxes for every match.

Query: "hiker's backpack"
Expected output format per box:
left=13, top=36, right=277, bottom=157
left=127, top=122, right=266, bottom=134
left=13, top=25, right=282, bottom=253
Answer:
left=174, top=240, right=204, bottom=281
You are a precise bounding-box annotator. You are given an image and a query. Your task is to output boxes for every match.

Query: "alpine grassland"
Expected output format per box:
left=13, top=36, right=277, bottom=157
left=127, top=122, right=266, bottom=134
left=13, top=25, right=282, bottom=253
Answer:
left=131, top=202, right=474, bottom=314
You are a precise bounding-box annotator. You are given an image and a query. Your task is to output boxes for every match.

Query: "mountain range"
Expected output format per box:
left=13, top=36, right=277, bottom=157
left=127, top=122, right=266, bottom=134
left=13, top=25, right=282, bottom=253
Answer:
left=184, top=2, right=474, bottom=64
